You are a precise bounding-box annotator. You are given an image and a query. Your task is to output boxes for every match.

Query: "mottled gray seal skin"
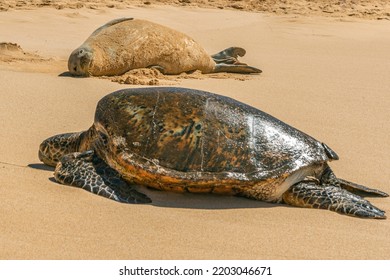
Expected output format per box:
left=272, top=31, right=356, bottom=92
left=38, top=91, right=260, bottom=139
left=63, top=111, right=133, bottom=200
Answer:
left=68, top=18, right=262, bottom=76
left=39, top=87, right=387, bottom=218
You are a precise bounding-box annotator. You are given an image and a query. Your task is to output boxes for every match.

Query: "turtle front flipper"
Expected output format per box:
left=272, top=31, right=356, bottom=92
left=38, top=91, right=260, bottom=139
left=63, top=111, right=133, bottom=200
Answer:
left=54, top=150, right=151, bottom=204
left=211, top=47, right=262, bottom=74
left=282, top=180, right=386, bottom=219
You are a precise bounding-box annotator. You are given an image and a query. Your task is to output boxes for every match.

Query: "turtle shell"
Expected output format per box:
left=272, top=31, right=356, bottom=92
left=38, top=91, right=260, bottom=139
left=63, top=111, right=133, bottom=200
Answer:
left=92, top=87, right=336, bottom=191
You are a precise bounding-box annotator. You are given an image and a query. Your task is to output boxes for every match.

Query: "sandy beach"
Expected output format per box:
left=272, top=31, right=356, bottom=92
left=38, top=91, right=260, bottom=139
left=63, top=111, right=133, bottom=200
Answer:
left=0, top=1, right=389, bottom=259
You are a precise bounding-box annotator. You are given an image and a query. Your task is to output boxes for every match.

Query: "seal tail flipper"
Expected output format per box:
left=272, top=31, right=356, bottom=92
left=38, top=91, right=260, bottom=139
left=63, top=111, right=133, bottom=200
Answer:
left=211, top=47, right=247, bottom=63
left=54, top=150, right=151, bottom=204
left=214, top=64, right=262, bottom=74
left=211, top=47, right=262, bottom=74
left=282, top=180, right=386, bottom=219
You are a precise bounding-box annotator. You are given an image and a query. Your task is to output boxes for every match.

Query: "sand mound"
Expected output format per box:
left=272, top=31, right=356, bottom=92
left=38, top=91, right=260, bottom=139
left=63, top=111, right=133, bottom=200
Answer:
left=107, top=68, right=255, bottom=85
left=0, top=42, right=50, bottom=63
left=0, top=42, right=23, bottom=53
left=109, top=68, right=166, bottom=85
left=0, top=42, right=66, bottom=73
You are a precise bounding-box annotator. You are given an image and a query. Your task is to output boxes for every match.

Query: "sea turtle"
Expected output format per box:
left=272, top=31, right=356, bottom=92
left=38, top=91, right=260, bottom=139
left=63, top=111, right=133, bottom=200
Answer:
left=38, top=87, right=387, bottom=218
left=67, top=18, right=261, bottom=76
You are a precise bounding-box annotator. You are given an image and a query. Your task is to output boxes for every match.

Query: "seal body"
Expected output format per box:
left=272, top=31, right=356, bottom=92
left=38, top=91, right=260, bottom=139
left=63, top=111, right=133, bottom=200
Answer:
left=68, top=18, right=261, bottom=76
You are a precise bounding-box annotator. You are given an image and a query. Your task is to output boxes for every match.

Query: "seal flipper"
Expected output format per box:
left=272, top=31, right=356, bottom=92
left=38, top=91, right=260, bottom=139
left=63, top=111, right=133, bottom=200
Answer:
left=54, top=150, right=151, bottom=204
left=211, top=47, right=247, bottom=63
left=214, top=64, right=262, bottom=74
left=211, top=47, right=262, bottom=74
left=148, top=65, right=166, bottom=74
left=282, top=180, right=386, bottom=219
left=91, top=17, right=134, bottom=36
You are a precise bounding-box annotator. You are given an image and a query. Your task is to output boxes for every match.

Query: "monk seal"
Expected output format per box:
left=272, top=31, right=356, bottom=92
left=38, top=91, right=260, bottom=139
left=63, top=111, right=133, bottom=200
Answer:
left=68, top=18, right=261, bottom=76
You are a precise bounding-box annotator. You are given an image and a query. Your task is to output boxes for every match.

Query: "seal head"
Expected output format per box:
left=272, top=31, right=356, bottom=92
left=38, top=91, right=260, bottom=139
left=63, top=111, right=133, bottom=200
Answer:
left=68, top=47, right=93, bottom=76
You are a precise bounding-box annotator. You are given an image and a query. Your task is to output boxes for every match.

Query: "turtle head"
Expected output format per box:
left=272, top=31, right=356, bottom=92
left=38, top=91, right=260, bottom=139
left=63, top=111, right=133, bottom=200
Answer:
left=68, top=47, right=93, bottom=76
left=39, top=131, right=89, bottom=167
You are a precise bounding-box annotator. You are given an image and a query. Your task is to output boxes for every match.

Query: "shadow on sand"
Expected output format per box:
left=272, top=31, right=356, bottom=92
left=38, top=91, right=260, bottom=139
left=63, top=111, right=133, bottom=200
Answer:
left=58, top=71, right=84, bottom=77
left=28, top=163, right=54, bottom=171
left=29, top=162, right=279, bottom=210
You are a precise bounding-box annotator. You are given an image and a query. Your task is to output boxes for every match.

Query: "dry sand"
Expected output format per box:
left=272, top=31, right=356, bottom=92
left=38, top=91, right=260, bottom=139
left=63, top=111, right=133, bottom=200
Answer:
left=2, top=0, right=390, bottom=20
left=0, top=2, right=389, bottom=259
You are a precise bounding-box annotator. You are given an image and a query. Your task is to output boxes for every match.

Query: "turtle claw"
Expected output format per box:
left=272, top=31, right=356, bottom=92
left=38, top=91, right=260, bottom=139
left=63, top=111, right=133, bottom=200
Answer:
left=61, top=150, right=94, bottom=162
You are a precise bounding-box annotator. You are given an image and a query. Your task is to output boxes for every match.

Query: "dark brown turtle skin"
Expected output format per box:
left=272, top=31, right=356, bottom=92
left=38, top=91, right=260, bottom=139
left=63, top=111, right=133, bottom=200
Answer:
left=38, top=87, right=388, bottom=218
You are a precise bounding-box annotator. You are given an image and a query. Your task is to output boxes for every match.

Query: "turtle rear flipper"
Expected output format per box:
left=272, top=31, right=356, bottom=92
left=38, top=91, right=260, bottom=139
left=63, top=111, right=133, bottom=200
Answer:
left=54, top=150, right=151, bottom=204
left=320, top=165, right=389, bottom=197
left=282, top=180, right=386, bottom=219
left=338, top=178, right=389, bottom=197
left=211, top=47, right=262, bottom=74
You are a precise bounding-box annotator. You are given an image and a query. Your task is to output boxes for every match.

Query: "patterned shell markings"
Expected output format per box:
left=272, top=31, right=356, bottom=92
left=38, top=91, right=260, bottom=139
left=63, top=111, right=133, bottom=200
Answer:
left=94, top=88, right=329, bottom=182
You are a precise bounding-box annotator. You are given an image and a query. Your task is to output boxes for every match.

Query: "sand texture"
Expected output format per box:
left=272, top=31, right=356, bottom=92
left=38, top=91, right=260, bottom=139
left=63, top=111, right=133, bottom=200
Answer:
left=0, top=2, right=389, bottom=259
left=1, top=0, right=390, bottom=20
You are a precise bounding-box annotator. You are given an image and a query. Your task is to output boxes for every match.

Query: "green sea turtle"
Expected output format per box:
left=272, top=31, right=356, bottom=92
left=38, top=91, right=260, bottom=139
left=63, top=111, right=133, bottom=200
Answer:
left=38, top=87, right=387, bottom=218
left=67, top=18, right=261, bottom=76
